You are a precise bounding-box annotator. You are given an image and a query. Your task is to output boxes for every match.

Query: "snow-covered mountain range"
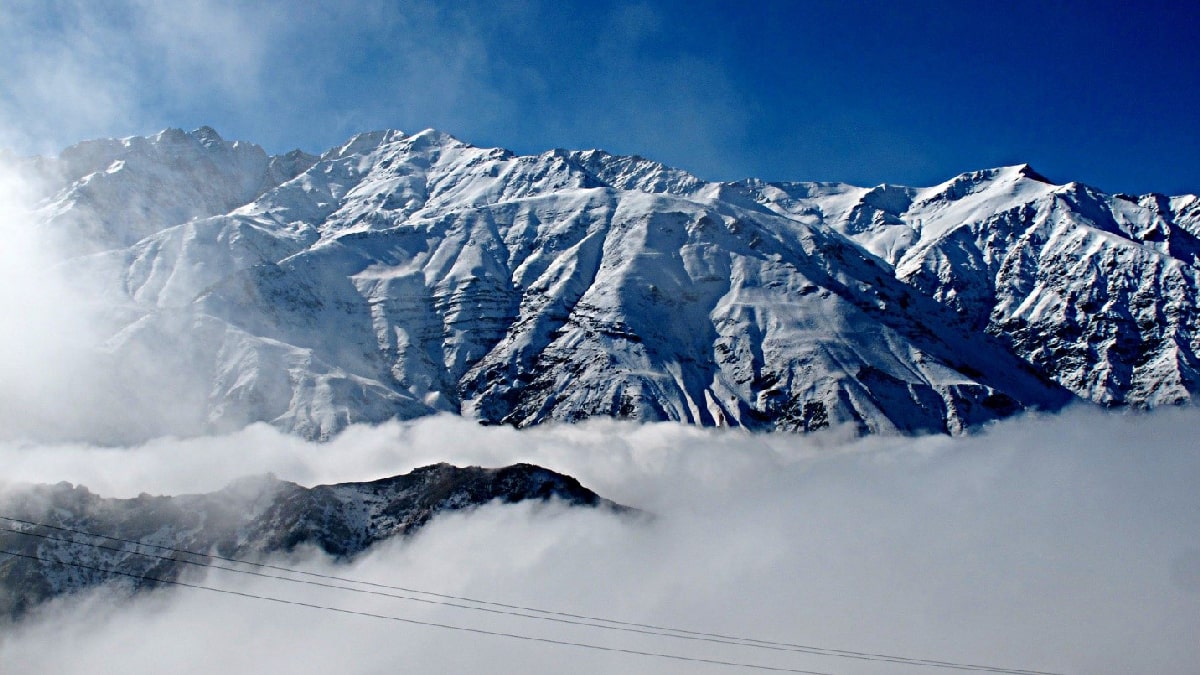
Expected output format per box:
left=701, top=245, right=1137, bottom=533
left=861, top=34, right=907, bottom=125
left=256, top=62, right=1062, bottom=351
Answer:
left=0, top=462, right=621, bottom=618
left=13, top=127, right=1200, bottom=440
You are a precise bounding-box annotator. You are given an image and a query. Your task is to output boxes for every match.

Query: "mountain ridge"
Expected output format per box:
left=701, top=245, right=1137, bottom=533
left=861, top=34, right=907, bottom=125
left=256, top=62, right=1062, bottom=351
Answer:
left=11, top=126, right=1200, bottom=441
left=0, top=462, right=625, bottom=619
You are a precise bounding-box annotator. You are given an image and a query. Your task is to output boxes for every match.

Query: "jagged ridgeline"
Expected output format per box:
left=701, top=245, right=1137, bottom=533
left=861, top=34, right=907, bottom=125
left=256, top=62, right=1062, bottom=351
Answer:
left=0, top=463, right=627, bottom=619
left=14, top=127, right=1200, bottom=440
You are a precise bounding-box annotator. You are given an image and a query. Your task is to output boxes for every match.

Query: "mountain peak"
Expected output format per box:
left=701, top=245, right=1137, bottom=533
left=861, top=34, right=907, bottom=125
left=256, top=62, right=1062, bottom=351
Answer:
left=324, top=128, right=471, bottom=160
left=152, top=127, right=190, bottom=145
left=1013, top=163, right=1053, bottom=184
left=408, top=127, right=462, bottom=145
left=0, top=462, right=622, bottom=617
left=146, top=126, right=247, bottom=154
left=192, top=125, right=224, bottom=147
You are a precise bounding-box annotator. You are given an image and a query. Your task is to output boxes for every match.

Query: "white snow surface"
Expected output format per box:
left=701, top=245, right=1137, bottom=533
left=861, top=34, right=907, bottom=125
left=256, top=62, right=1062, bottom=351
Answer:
left=15, top=127, right=1200, bottom=441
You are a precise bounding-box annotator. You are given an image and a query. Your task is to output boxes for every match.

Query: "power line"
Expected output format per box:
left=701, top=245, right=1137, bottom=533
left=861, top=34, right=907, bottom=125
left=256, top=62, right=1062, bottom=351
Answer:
left=0, top=509, right=1070, bottom=672
left=1, top=524, right=1038, bottom=674
left=3, top=526, right=829, bottom=659
left=0, top=515, right=1061, bottom=675
left=0, top=547, right=833, bottom=675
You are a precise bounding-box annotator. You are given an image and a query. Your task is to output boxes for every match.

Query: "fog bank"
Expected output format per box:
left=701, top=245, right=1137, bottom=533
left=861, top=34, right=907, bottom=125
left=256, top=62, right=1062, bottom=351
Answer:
left=1, top=408, right=1197, bottom=674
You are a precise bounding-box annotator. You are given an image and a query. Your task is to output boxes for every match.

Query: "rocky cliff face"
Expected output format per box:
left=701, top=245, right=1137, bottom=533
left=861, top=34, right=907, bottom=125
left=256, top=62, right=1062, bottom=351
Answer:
left=0, top=463, right=621, bottom=618
left=13, top=127, right=1200, bottom=441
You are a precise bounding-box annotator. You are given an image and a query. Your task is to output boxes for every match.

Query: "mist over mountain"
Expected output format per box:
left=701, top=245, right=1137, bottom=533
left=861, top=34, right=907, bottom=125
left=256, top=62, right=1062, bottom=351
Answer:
left=0, top=461, right=622, bottom=619
left=8, top=126, right=1200, bottom=443
left=3, top=409, right=1199, bottom=675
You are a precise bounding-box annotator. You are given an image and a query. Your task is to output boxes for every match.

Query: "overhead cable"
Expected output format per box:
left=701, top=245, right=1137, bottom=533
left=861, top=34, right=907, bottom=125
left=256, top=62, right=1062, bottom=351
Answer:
left=0, top=547, right=834, bottom=675
left=0, top=514, right=1062, bottom=675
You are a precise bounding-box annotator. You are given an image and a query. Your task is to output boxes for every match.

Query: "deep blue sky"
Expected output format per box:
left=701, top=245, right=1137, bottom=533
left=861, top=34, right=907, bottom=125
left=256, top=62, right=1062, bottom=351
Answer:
left=2, top=0, right=1198, bottom=194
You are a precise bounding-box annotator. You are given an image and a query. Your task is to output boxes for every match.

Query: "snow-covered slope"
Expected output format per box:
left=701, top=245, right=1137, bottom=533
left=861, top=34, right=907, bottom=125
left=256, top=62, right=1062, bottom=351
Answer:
left=0, top=463, right=622, bottom=618
left=18, top=127, right=1198, bottom=440
left=746, top=164, right=1200, bottom=407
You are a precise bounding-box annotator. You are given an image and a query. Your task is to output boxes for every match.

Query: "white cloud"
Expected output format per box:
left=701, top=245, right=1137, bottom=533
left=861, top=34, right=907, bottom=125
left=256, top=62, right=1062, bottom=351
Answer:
left=0, top=1, right=751, bottom=181
left=0, top=3, right=132, bottom=152
left=0, top=161, right=113, bottom=444
left=0, top=1, right=277, bottom=153
left=1, top=407, right=1198, bottom=674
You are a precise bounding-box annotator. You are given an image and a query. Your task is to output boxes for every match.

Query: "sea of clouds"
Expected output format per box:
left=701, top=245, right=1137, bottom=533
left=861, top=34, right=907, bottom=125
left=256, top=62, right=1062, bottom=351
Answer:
left=0, top=409, right=1198, bottom=675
